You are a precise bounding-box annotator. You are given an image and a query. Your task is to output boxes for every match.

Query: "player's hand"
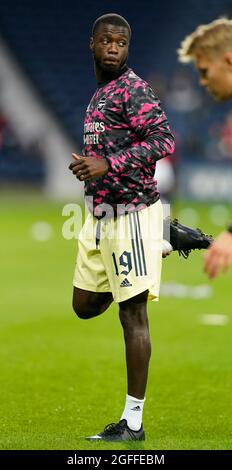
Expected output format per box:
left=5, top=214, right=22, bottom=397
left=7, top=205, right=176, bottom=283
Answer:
left=69, top=153, right=109, bottom=181
left=204, top=231, right=232, bottom=278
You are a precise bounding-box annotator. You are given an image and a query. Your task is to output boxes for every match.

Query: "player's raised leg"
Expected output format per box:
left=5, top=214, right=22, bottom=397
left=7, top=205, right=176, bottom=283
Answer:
left=163, top=218, right=213, bottom=259
left=72, top=287, right=113, bottom=319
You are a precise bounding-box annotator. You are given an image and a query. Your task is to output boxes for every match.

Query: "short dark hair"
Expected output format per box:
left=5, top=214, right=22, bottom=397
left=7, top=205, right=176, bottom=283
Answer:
left=92, top=13, right=131, bottom=39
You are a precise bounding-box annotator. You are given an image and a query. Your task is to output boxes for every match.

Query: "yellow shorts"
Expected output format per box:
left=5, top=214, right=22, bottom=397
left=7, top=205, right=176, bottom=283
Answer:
left=73, top=200, right=163, bottom=303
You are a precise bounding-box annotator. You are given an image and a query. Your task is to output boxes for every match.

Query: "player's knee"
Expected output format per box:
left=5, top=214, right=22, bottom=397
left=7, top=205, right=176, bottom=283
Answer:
left=73, top=307, right=98, bottom=320
left=119, top=305, right=149, bottom=333
left=72, top=300, right=98, bottom=320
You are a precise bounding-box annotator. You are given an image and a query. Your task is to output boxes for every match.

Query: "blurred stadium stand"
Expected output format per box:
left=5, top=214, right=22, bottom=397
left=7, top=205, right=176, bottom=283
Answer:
left=0, top=0, right=231, bottom=199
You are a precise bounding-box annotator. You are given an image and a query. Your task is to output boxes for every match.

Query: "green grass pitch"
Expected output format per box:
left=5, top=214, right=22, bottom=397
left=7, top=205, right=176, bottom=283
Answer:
left=1, top=195, right=232, bottom=450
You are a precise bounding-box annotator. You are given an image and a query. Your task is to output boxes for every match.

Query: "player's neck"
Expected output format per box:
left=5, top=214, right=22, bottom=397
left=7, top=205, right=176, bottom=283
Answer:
left=95, top=63, right=129, bottom=86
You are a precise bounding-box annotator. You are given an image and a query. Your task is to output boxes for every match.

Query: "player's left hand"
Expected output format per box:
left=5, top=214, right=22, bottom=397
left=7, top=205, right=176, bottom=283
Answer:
left=204, top=231, right=232, bottom=278
left=69, top=153, right=109, bottom=181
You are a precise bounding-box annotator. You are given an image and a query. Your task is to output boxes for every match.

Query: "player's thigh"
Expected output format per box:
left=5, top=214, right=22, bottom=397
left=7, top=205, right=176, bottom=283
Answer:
left=119, top=289, right=149, bottom=308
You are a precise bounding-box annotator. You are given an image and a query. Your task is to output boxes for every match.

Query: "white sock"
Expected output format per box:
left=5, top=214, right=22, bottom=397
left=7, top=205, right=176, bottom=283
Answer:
left=120, top=394, right=145, bottom=431
left=162, top=239, right=173, bottom=255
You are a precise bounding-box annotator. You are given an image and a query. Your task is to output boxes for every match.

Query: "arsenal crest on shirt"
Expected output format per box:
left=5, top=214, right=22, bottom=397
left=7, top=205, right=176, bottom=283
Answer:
left=97, top=98, right=106, bottom=111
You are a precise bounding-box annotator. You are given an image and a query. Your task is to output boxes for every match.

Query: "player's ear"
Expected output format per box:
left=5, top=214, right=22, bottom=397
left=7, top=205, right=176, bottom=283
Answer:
left=225, top=51, right=232, bottom=67
left=90, top=37, right=94, bottom=51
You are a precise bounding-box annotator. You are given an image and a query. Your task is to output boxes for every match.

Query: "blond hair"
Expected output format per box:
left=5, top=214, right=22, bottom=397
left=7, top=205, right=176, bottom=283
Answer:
left=178, top=17, right=232, bottom=63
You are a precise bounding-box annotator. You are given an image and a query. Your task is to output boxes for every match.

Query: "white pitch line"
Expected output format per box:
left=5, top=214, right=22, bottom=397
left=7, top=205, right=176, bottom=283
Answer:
left=200, top=314, right=229, bottom=326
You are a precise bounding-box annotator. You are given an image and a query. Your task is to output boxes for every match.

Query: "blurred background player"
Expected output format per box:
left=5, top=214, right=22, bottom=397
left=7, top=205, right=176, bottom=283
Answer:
left=178, top=18, right=232, bottom=278
left=69, top=13, right=175, bottom=441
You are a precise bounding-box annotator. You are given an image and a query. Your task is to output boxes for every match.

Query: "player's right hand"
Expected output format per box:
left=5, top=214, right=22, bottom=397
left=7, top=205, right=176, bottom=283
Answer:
left=69, top=155, right=109, bottom=181
left=72, top=153, right=82, bottom=160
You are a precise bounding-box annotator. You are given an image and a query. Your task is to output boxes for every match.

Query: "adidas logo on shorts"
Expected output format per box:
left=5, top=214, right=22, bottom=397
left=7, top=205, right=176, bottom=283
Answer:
left=120, top=278, right=132, bottom=288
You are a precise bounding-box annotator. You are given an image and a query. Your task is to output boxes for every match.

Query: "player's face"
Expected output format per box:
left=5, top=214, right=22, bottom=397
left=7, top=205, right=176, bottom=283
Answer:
left=196, top=53, right=232, bottom=102
left=91, top=24, right=130, bottom=72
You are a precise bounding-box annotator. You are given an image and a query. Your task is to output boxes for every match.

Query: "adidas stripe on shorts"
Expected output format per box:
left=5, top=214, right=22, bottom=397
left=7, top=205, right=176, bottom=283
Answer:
left=73, top=200, right=163, bottom=303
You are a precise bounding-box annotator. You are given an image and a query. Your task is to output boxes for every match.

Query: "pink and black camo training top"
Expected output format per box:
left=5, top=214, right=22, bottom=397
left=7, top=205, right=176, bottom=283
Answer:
left=83, top=68, right=175, bottom=216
